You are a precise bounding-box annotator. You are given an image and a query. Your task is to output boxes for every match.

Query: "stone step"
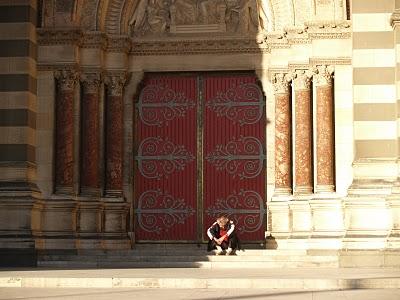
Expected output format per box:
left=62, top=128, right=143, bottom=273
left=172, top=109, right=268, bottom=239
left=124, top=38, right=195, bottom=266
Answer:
left=38, top=249, right=311, bottom=257
left=2, top=268, right=400, bottom=289
left=38, top=254, right=337, bottom=262
left=38, top=258, right=339, bottom=268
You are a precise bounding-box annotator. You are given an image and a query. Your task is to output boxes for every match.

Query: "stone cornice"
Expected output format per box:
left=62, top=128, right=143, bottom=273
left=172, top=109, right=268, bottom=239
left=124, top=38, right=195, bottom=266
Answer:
left=37, top=63, right=80, bottom=72
left=37, top=28, right=83, bottom=46
left=81, top=31, right=108, bottom=49
left=309, top=57, right=352, bottom=66
left=130, top=38, right=269, bottom=56
left=304, top=21, right=352, bottom=39
left=106, top=35, right=132, bottom=53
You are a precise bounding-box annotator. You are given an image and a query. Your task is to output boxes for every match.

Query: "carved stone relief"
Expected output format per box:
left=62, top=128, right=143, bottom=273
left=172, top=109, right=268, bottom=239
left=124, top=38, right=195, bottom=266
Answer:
left=129, top=0, right=270, bottom=36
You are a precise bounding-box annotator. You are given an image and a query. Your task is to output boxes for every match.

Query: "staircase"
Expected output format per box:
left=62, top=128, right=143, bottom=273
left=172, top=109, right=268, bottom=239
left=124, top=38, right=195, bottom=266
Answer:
left=38, top=244, right=339, bottom=268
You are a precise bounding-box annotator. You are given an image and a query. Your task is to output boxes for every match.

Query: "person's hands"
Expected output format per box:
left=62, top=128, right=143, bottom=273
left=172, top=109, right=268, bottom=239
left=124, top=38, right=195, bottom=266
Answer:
left=216, top=236, right=225, bottom=245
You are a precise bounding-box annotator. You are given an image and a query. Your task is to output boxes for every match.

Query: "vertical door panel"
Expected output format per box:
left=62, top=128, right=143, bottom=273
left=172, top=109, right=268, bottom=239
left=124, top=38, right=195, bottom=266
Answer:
left=134, top=75, right=198, bottom=241
left=203, top=74, right=266, bottom=241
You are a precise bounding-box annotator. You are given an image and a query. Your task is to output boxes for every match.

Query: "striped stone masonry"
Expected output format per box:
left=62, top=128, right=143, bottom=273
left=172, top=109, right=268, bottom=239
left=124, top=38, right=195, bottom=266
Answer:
left=0, top=0, right=37, bottom=189
left=0, top=0, right=38, bottom=265
left=353, top=0, right=397, bottom=161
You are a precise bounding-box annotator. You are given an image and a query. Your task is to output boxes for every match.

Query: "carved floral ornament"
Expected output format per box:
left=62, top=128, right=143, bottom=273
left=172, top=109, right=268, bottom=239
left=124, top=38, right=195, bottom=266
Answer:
left=54, top=69, right=79, bottom=90
left=104, top=72, right=130, bottom=96
left=81, top=73, right=102, bottom=93
left=271, top=65, right=334, bottom=93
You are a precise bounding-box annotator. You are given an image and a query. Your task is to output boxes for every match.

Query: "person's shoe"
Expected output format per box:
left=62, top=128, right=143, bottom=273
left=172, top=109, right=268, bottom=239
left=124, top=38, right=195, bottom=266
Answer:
left=215, top=246, right=224, bottom=255
left=226, top=247, right=233, bottom=255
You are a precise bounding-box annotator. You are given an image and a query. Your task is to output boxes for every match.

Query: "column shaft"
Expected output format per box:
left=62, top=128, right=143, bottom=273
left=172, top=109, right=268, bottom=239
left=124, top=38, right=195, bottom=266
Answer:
left=273, top=73, right=292, bottom=194
left=54, top=70, right=78, bottom=193
left=104, top=74, right=127, bottom=196
left=293, top=70, right=313, bottom=194
left=315, top=66, right=335, bottom=192
left=81, top=74, right=101, bottom=194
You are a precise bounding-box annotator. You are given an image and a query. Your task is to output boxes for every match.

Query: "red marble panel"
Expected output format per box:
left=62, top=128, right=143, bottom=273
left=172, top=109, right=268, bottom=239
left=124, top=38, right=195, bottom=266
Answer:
left=275, top=93, right=292, bottom=191
left=316, top=85, right=334, bottom=187
left=105, top=95, right=123, bottom=191
left=294, top=90, right=313, bottom=192
left=55, top=89, right=74, bottom=187
left=81, top=93, right=100, bottom=189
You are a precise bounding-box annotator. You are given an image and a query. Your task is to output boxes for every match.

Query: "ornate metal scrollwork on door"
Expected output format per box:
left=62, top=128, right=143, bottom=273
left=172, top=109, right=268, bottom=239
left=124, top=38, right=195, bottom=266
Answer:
left=136, top=189, right=195, bottom=234
left=136, top=136, right=195, bottom=179
left=206, top=190, right=265, bottom=233
left=137, top=85, right=195, bottom=126
left=205, top=136, right=265, bottom=179
left=206, top=83, right=264, bottom=125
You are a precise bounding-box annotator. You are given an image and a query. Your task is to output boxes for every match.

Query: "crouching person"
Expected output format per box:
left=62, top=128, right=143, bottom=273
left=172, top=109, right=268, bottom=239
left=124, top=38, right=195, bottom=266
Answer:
left=207, top=216, right=240, bottom=255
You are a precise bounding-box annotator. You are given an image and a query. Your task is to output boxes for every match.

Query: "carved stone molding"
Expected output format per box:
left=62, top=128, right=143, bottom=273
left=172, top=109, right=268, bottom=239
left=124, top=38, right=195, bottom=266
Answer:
left=37, top=29, right=83, bottom=46
left=106, top=36, right=132, bottom=53
left=313, top=65, right=334, bottom=86
left=391, top=9, right=400, bottom=28
left=104, top=72, right=129, bottom=96
left=305, top=21, right=351, bottom=39
left=81, top=73, right=102, bottom=94
left=293, top=70, right=312, bottom=90
left=131, top=38, right=269, bottom=56
left=55, top=69, right=79, bottom=91
left=310, top=57, right=352, bottom=66
left=81, top=31, right=108, bottom=49
left=272, top=73, right=292, bottom=94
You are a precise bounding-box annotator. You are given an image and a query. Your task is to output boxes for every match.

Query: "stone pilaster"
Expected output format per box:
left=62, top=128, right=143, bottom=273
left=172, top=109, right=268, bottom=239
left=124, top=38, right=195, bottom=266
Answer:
left=104, top=72, right=128, bottom=197
left=314, top=65, right=335, bottom=193
left=293, top=70, right=313, bottom=194
left=54, top=70, right=78, bottom=195
left=272, top=73, right=292, bottom=196
left=80, top=73, right=102, bottom=196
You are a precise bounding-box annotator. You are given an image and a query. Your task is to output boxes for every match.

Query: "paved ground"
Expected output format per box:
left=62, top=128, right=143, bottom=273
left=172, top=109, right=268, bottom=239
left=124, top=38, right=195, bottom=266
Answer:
left=1, top=288, right=400, bottom=300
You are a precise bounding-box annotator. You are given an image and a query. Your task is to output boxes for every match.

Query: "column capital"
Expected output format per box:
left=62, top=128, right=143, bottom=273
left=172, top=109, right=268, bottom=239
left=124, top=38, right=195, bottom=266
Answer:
left=54, top=69, right=79, bottom=91
left=391, top=9, right=400, bottom=28
left=104, top=72, right=130, bottom=96
left=81, top=72, right=102, bottom=94
left=313, top=65, right=334, bottom=86
left=293, top=70, right=312, bottom=90
left=272, top=73, right=292, bottom=94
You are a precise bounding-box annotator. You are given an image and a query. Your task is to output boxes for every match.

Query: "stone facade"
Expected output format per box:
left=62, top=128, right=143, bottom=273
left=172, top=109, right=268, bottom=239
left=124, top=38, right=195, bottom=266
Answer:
left=1, top=0, right=400, bottom=266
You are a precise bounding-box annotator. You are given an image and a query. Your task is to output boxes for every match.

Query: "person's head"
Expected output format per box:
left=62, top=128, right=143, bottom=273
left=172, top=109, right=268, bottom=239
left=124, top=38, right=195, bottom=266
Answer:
left=217, top=216, right=229, bottom=229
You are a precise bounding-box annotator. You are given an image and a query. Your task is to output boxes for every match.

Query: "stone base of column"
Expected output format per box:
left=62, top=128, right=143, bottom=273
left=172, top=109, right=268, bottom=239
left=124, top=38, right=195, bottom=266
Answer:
left=54, top=186, right=74, bottom=196
left=104, top=189, right=123, bottom=198
left=32, top=199, right=77, bottom=250
left=315, top=184, right=335, bottom=193
left=294, top=186, right=313, bottom=195
left=80, top=187, right=101, bottom=197
left=273, top=187, right=292, bottom=197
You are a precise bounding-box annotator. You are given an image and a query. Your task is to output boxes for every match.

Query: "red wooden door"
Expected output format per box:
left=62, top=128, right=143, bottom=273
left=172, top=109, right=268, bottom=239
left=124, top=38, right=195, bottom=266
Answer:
left=202, top=74, right=266, bottom=242
left=134, top=74, right=198, bottom=241
left=134, top=72, right=266, bottom=242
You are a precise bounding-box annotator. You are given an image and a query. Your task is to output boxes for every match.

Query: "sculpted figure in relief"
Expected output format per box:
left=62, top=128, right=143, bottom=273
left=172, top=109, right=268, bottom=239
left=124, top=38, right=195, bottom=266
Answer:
left=129, top=0, right=272, bottom=35
left=170, top=0, right=226, bottom=25
left=129, top=0, right=170, bottom=35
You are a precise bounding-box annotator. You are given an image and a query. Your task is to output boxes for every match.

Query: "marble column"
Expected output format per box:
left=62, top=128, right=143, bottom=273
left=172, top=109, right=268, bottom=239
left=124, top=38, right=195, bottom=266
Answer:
left=80, top=73, right=102, bottom=195
left=273, top=73, right=292, bottom=195
left=293, top=70, right=313, bottom=194
left=54, top=70, right=78, bottom=194
left=314, top=66, right=335, bottom=193
left=104, top=73, right=127, bottom=197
